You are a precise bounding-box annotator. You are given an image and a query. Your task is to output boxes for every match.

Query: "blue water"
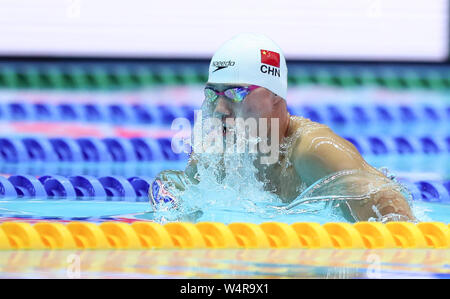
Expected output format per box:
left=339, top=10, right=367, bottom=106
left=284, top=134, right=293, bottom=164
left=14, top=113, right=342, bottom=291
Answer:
left=0, top=192, right=448, bottom=224
left=0, top=82, right=449, bottom=225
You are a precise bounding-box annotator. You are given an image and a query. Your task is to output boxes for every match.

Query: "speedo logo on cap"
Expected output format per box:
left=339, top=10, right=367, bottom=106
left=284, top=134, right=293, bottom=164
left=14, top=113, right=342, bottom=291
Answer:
left=260, top=49, right=280, bottom=77
left=212, top=60, right=235, bottom=72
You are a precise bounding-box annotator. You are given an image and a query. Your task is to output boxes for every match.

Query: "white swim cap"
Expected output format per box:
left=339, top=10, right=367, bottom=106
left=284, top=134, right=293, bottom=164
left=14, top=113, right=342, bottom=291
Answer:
left=207, top=33, right=288, bottom=99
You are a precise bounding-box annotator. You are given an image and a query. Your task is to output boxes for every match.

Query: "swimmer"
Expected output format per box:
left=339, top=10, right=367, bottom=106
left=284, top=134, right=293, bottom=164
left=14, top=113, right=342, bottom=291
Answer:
left=150, top=33, right=415, bottom=222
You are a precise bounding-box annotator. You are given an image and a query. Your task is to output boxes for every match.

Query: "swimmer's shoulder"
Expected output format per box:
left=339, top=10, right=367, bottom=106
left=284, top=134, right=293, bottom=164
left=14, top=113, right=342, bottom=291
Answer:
left=282, top=115, right=333, bottom=162
left=289, top=114, right=380, bottom=175
left=288, top=115, right=333, bottom=142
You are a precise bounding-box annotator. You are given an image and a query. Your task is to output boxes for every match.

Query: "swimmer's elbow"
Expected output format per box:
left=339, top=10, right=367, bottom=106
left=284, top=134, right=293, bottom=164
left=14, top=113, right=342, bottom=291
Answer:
left=348, top=189, right=416, bottom=222
left=373, top=191, right=416, bottom=222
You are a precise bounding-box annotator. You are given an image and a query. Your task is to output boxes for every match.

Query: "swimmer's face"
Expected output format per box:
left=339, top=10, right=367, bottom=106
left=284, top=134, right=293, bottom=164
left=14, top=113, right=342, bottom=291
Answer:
left=203, top=83, right=285, bottom=141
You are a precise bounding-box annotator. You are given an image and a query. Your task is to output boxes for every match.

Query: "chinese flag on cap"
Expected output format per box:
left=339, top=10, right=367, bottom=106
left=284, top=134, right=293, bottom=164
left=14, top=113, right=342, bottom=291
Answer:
left=260, top=49, right=280, bottom=68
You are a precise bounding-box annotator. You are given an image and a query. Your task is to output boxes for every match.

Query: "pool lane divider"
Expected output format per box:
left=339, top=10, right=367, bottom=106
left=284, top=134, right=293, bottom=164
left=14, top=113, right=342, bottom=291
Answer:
left=1, top=174, right=449, bottom=204
left=0, top=137, right=183, bottom=163
left=0, top=64, right=448, bottom=90
left=0, top=221, right=448, bottom=250
left=1, top=102, right=449, bottom=127
left=0, top=174, right=152, bottom=202
left=0, top=136, right=449, bottom=163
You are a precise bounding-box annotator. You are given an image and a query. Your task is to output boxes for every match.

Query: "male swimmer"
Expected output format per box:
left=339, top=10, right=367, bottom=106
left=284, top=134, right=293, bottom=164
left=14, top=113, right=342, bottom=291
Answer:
left=150, top=33, right=415, bottom=222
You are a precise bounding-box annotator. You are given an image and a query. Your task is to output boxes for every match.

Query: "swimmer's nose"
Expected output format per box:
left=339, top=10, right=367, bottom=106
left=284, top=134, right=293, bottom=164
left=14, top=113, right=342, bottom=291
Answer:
left=213, top=96, right=232, bottom=117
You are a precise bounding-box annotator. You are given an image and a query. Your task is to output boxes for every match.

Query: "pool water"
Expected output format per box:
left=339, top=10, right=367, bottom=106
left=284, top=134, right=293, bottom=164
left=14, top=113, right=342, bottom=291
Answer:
left=0, top=62, right=449, bottom=278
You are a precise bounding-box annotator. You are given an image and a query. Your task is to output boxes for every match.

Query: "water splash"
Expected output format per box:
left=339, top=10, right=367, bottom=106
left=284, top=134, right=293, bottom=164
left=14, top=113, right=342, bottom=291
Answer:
left=150, top=108, right=424, bottom=224
left=150, top=161, right=428, bottom=224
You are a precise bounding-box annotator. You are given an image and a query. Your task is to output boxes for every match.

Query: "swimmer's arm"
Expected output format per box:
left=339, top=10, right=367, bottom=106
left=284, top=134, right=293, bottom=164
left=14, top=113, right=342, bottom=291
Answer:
left=152, top=152, right=199, bottom=194
left=292, top=127, right=415, bottom=222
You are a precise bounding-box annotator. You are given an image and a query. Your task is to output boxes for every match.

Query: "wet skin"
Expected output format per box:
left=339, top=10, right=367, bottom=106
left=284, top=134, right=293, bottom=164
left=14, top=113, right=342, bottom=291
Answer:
left=157, top=83, right=415, bottom=222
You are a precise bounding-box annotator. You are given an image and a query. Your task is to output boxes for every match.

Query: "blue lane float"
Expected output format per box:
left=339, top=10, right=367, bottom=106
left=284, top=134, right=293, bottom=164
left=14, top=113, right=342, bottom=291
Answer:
left=415, top=181, right=450, bottom=204
left=8, top=174, right=47, bottom=197
left=49, top=138, right=84, bottom=162
left=132, top=138, right=165, bottom=161
left=0, top=173, right=448, bottom=204
left=129, top=138, right=155, bottom=161
left=0, top=138, right=29, bottom=163
left=393, top=137, right=415, bottom=154
left=58, top=103, right=82, bottom=121
left=39, top=175, right=77, bottom=198
left=69, top=175, right=107, bottom=200
left=77, top=138, right=112, bottom=162
left=1, top=102, right=449, bottom=127
left=22, top=137, right=58, bottom=162
left=420, top=137, right=443, bottom=154
left=344, top=136, right=450, bottom=156
left=34, top=103, right=57, bottom=120
left=103, top=138, right=137, bottom=162
left=127, top=176, right=153, bottom=200
left=133, top=104, right=155, bottom=124
left=0, top=136, right=448, bottom=164
left=108, top=104, right=134, bottom=124
left=83, top=104, right=106, bottom=122
left=351, top=105, right=370, bottom=124
left=326, top=105, right=347, bottom=125
left=98, top=176, right=137, bottom=201
left=7, top=103, right=33, bottom=120
left=0, top=176, right=17, bottom=197
left=375, top=105, right=394, bottom=123
left=180, top=105, right=195, bottom=124
left=158, top=137, right=188, bottom=160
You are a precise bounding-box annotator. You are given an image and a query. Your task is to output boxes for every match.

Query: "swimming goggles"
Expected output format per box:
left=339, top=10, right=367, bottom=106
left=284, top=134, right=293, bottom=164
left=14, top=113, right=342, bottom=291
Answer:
left=204, top=85, right=259, bottom=103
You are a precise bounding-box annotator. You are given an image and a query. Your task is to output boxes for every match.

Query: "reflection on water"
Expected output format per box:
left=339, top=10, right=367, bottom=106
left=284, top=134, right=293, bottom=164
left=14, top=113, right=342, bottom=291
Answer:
left=0, top=249, right=447, bottom=279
